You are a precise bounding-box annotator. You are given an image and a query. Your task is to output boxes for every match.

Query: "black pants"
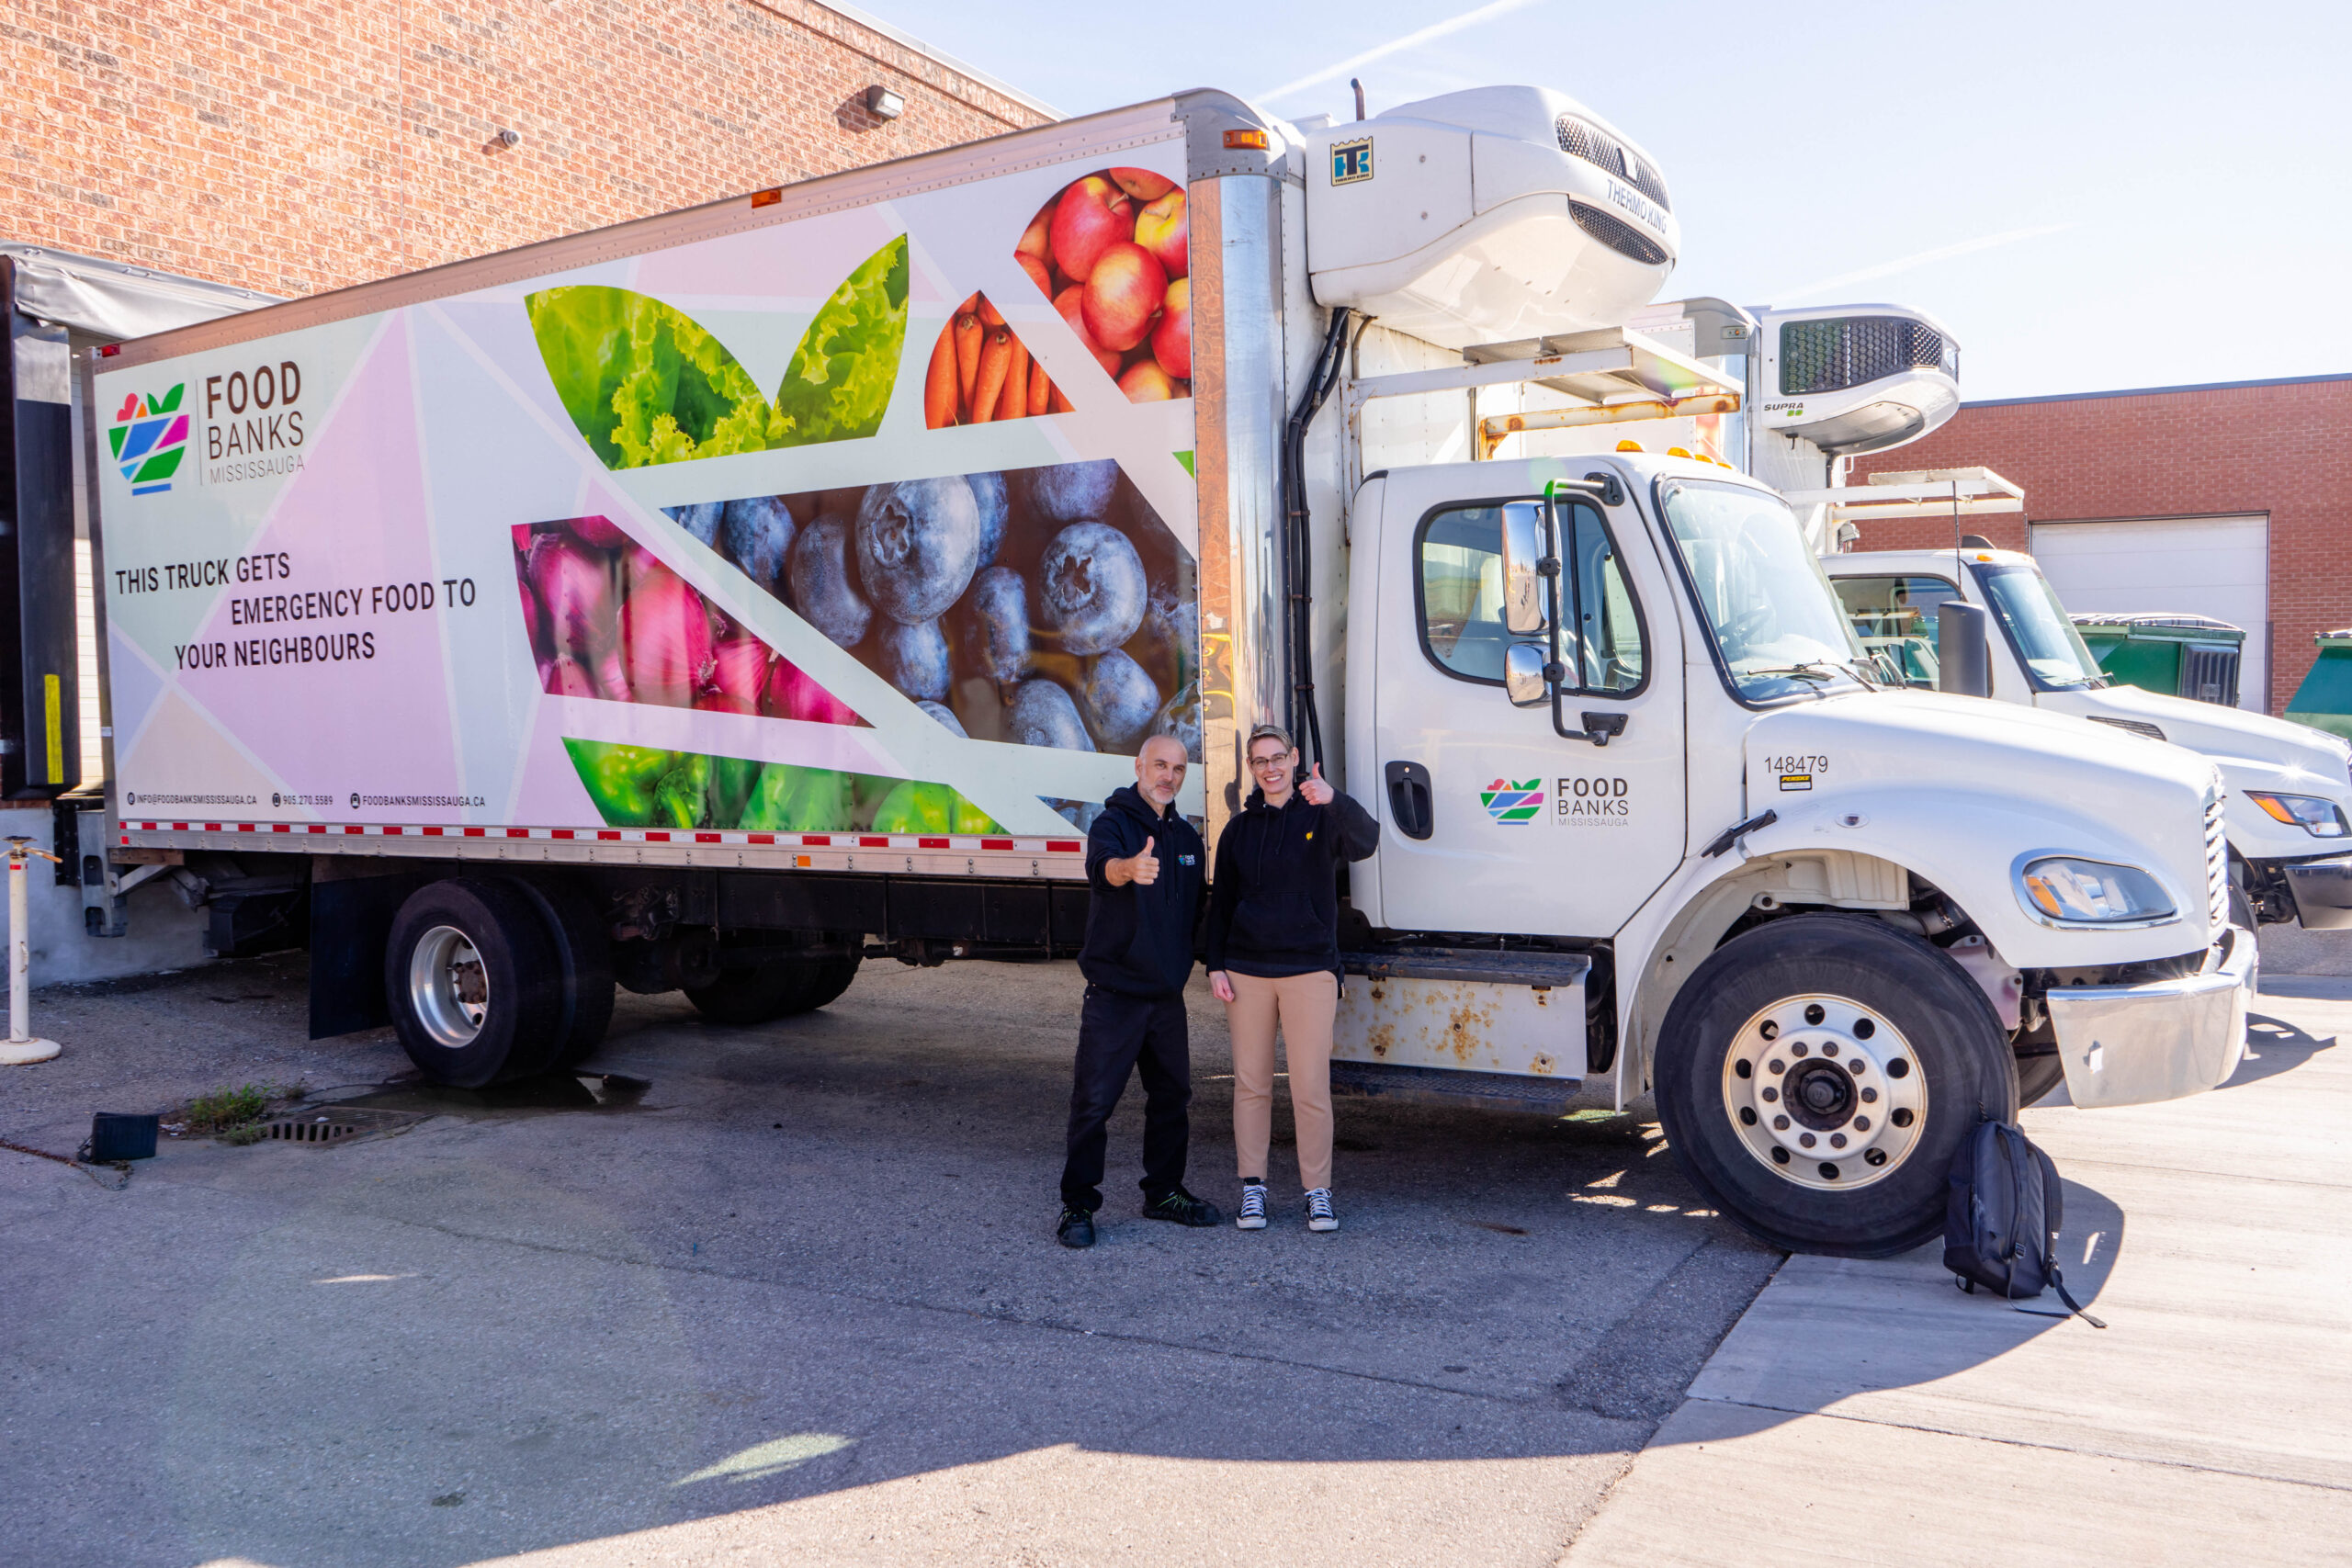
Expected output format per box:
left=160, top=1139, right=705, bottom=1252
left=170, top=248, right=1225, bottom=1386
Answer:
left=1059, top=985, right=1192, bottom=1213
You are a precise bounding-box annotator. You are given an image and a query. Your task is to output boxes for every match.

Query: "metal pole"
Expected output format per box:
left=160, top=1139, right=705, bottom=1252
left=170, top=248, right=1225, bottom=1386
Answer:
left=0, top=836, right=60, bottom=1065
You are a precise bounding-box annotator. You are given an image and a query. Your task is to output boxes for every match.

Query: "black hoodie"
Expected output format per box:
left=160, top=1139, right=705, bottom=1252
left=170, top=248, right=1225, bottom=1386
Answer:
left=1204, top=783, right=1380, bottom=980
left=1078, top=783, right=1206, bottom=998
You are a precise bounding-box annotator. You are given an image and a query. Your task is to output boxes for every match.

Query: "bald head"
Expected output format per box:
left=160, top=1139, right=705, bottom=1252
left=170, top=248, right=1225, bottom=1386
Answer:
left=1134, top=733, right=1188, bottom=809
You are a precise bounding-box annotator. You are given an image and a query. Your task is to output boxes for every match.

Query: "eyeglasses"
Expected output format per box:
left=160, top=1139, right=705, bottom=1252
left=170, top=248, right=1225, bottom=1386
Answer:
left=1248, top=753, right=1292, bottom=772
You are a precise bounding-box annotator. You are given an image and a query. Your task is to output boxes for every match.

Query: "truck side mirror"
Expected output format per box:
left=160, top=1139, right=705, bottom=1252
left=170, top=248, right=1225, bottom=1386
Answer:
left=1505, top=642, right=1549, bottom=706
left=1499, top=503, right=1548, bottom=636
left=1937, top=602, right=1991, bottom=698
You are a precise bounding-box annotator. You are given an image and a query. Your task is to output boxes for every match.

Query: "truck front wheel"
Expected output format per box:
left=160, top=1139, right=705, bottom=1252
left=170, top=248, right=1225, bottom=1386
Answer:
left=1654, top=913, right=2018, bottom=1258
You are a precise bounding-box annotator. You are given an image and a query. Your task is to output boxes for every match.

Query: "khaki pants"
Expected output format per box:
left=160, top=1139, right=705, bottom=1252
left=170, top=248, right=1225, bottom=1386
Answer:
left=1227, top=970, right=1338, bottom=1193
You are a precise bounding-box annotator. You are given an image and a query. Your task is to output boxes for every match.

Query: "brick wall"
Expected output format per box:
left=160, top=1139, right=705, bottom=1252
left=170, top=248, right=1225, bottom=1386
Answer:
left=1849, top=378, right=2352, bottom=714
left=3, top=0, right=1049, bottom=299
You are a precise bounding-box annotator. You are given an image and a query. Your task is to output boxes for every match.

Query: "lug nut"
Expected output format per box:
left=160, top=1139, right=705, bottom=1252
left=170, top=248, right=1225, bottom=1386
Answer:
left=1829, top=1133, right=1847, bottom=1148
left=1761, top=1086, right=1778, bottom=1102
left=1772, top=1114, right=1789, bottom=1131
left=1791, top=1042, right=1809, bottom=1057
left=1853, top=1018, right=1875, bottom=1039
left=1853, top=1115, right=1871, bottom=1131
left=1739, top=1106, right=1758, bottom=1125
left=1848, top=1057, right=1866, bottom=1074
left=1804, top=1003, right=1826, bottom=1025
left=1860, top=1087, right=1878, bottom=1103
left=1768, top=1058, right=1784, bottom=1075
left=1799, top=1132, right=1816, bottom=1148
left=1892, top=1108, right=1915, bottom=1128
left=1823, top=1042, right=1839, bottom=1057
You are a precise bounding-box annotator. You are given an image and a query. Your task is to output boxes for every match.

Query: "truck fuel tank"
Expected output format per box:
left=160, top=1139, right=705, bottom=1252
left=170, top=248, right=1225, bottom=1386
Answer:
left=1301, top=85, right=1678, bottom=350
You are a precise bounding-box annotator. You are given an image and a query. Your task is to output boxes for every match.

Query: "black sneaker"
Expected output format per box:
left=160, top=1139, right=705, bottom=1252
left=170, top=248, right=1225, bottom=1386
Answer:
left=1057, top=1206, right=1096, bottom=1248
left=1143, top=1188, right=1224, bottom=1227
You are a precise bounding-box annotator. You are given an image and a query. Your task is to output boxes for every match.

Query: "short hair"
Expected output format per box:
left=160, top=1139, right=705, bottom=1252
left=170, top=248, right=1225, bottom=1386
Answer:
left=1137, top=732, right=1189, bottom=758
left=1245, top=723, right=1294, bottom=755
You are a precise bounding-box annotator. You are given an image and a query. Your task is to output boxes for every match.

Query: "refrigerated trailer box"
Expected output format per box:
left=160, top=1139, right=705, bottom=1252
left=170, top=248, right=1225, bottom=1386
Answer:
left=86, top=86, right=2251, bottom=1256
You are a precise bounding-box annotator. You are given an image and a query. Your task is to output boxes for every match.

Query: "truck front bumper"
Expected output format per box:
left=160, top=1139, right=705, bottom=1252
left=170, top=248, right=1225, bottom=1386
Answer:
left=2281, top=852, right=2352, bottom=931
left=2044, top=925, right=2254, bottom=1109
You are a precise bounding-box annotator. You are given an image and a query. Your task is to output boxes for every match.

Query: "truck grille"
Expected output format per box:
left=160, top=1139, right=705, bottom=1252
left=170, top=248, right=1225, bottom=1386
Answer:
left=1555, top=117, right=1671, bottom=211
left=1779, top=316, right=1959, bottom=396
left=1569, top=202, right=1669, bottom=265
left=2205, top=784, right=2229, bottom=931
left=2181, top=644, right=2241, bottom=706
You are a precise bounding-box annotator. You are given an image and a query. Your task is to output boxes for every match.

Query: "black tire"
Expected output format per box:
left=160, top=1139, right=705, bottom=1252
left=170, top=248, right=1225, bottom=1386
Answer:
left=1654, top=913, right=2018, bottom=1258
left=684, top=952, right=862, bottom=1026
left=513, top=877, right=616, bottom=1068
left=384, top=877, right=567, bottom=1088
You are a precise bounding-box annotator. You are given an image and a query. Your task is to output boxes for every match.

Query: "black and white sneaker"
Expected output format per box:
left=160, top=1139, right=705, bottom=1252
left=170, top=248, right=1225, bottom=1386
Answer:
left=1306, top=1188, right=1339, bottom=1233
left=1236, top=1183, right=1268, bottom=1230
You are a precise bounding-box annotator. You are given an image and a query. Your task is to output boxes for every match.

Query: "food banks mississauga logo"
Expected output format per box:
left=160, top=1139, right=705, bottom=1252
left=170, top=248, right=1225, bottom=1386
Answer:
left=109, top=385, right=189, bottom=494
left=1480, top=778, right=1544, bottom=825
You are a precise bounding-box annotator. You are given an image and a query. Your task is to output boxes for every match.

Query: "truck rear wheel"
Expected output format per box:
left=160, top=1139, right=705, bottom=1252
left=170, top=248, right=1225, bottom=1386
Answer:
left=385, top=878, right=566, bottom=1088
left=514, top=877, right=615, bottom=1067
left=1655, top=913, right=2018, bottom=1258
left=684, top=952, right=862, bottom=1026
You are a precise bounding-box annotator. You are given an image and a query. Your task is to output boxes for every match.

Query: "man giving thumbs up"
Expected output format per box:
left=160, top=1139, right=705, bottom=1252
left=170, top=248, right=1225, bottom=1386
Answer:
left=1057, top=733, right=1219, bottom=1247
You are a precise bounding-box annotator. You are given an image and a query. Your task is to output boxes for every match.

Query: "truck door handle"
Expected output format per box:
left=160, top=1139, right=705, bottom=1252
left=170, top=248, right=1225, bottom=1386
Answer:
left=1385, top=761, right=1432, bottom=840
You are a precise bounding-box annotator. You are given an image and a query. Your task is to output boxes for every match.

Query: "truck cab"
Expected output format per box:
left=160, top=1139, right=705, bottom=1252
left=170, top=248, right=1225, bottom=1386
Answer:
left=1329, top=448, right=2250, bottom=1254
left=1824, top=546, right=2352, bottom=935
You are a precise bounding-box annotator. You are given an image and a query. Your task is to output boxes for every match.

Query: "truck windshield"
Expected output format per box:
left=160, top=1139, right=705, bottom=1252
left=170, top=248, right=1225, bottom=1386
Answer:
left=1659, top=480, right=1868, bottom=704
left=1973, top=563, right=2106, bottom=690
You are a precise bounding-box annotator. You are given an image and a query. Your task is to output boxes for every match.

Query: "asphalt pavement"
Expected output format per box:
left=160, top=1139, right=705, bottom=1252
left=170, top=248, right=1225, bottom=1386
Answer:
left=1, top=955, right=1779, bottom=1566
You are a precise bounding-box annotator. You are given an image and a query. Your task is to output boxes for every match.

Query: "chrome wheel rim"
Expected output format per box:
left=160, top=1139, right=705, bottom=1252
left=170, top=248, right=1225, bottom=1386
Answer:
left=1721, top=993, right=1927, bottom=1191
left=408, top=924, right=488, bottom=1048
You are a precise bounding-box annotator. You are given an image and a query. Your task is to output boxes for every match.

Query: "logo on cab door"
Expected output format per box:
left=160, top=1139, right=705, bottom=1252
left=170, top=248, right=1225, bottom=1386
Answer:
left=1479, top=778, right=1544, bottom=825
left=1556, top=775, right=1631, bottom=826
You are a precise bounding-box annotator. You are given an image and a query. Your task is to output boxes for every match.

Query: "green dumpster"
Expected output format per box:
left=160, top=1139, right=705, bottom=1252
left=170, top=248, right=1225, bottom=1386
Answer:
left=2070, top=614, right=2245, bottom=706
left=2285, top=629, right=2352, bottom=742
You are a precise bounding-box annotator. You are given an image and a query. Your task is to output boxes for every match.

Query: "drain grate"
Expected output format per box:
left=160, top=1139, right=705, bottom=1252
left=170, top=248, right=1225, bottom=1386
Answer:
left=260, top=1106, right=424, bottom=1146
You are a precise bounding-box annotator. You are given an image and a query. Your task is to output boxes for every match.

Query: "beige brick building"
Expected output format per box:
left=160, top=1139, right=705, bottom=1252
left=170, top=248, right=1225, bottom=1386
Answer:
left=3, top=0, right=1053, bottom=298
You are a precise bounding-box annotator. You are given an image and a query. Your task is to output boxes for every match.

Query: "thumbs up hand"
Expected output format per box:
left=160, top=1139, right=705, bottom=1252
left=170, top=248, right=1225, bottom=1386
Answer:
left=1115, top=834, right=1160, bottom=886
left=1300, top=761, right=1335, bottom=807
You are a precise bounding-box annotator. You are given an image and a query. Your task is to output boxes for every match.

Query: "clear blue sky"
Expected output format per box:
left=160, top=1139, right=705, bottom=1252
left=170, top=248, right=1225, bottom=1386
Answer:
left=880, top=0, right=2350, bottom=400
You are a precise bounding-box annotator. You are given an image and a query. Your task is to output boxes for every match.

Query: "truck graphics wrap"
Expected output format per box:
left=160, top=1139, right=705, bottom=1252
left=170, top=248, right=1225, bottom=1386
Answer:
left=98, top=134, right=1201, bottom=854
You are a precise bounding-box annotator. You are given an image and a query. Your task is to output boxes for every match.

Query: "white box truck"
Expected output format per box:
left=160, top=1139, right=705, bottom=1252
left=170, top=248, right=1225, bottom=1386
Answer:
left=84, top=85, right=2250, bottom=1256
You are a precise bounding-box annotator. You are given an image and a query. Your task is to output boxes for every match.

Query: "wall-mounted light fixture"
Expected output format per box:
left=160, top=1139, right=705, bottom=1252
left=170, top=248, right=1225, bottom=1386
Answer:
left=864, top=85, right=904, bottom=120
left=495, top=128, right=520, bottom=148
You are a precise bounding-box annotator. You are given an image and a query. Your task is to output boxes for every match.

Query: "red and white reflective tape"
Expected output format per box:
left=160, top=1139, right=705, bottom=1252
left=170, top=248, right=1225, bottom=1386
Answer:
left=120, top=820, right=1086, bottom=855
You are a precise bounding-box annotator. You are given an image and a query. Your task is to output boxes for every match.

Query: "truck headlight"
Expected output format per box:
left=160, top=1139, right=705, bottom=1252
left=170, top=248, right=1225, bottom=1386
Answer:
left=2017, top=857, right=2177, bottom=925
left=2245, top=791, right=2350, bottom=838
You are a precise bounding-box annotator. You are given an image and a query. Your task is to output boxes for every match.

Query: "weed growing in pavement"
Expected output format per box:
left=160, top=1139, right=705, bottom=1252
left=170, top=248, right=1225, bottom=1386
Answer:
left=176, top=1084, right=274, bottom=1136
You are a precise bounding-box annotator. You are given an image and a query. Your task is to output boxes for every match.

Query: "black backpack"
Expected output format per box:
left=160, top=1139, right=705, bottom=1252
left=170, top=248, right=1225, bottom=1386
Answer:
left=1944, top=1120, right=2105, bottom=1328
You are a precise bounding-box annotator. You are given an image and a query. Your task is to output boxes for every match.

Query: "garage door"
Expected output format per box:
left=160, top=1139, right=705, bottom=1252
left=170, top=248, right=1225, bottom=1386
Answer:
left=2030, top=514, right=2268, bottom=711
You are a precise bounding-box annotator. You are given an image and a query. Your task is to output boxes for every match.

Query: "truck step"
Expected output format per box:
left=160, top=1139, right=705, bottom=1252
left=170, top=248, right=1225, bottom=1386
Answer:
left=1329, top=1059, right=1582, bottom=1111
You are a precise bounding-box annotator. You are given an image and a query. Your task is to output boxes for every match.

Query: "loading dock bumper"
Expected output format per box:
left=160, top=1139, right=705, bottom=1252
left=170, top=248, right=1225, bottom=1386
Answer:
left=2044, top=926, right=2254, bottom=1109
